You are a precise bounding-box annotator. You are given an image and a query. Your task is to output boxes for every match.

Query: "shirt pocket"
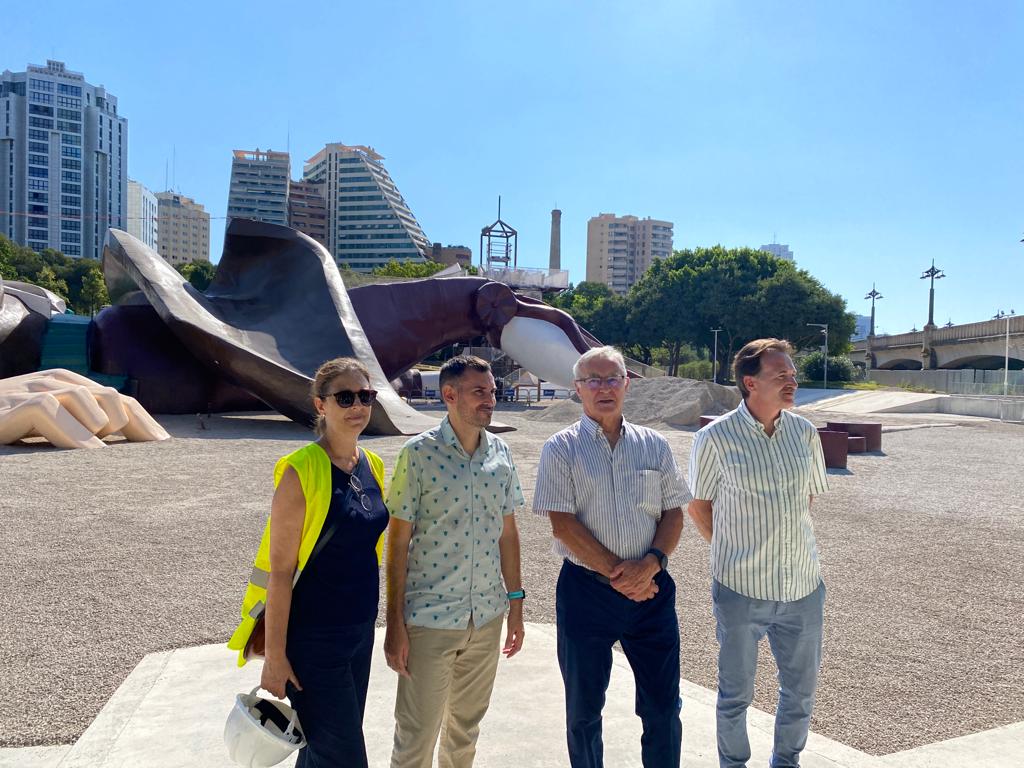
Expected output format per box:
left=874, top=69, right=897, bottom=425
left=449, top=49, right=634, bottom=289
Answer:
left=636, top=469, right=663, bottom=521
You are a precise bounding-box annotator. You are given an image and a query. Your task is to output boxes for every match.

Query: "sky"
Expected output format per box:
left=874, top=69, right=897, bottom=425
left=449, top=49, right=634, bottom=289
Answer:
left=7, top=0, right=1023, bottom=336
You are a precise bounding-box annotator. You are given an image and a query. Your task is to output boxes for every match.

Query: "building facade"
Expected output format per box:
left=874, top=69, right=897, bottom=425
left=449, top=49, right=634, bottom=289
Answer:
left=127, top=178, right=158, bottom=250
left=287, top=179, right=328, bottom=247
left=760, top=243, right=794, bottom=261
left=429, top=242, right=471, bottom=268
left=585, top=213, right=673, bottom=294
left=226, top=148, right=289, bottom=226
left=155, top=191, right=209, bottom=265
left=303, top=142, right=429, bottom=272
left=0, top=60, right=127, bottom=259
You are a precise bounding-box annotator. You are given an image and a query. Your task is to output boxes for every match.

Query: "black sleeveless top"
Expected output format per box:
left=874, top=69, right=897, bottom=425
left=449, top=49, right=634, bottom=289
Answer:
left=288, top=453, right=389, bottom=634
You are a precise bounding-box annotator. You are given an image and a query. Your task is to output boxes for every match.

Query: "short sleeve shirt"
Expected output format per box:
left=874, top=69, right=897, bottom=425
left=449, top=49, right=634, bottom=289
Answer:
left=386, top=416, right=525, bottom=630
left=688, top=400, right=829, bottom=601
left=532, top=415, right=691, bottom=563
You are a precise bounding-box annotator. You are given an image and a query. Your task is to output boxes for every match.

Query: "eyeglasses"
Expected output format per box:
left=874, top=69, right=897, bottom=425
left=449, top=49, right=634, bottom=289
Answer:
left=322, top=389, right=378, bottom=408
left=348, top=473, right=372, bottom=512
left=574, top=375, right=626, bottom=391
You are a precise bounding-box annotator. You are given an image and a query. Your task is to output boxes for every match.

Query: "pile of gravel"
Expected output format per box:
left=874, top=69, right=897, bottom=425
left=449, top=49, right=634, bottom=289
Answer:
left=527, top=377, right=740, bottom=427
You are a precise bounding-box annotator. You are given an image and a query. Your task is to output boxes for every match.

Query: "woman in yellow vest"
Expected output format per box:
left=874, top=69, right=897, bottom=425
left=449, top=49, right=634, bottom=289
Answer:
left=228, top=357, right=388, bottom=768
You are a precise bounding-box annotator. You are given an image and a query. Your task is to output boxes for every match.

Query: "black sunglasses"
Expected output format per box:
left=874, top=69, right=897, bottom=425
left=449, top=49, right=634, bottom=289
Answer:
left=322, top=388, right=378, bottom=408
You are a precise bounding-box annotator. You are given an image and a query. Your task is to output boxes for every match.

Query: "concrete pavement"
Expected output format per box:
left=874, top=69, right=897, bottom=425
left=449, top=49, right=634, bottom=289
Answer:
left=3, top=623, right=1019, bottom=768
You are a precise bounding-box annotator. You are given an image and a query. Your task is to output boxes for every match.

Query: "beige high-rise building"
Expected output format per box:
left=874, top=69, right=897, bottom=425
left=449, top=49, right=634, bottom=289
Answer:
left=586, top=213, right=673, bottom=294
left=155, top=191, right=210, bottom=265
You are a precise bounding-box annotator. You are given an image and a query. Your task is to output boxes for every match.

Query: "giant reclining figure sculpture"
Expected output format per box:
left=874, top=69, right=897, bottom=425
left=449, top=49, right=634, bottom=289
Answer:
left=84, top=220, right=600, bottom=435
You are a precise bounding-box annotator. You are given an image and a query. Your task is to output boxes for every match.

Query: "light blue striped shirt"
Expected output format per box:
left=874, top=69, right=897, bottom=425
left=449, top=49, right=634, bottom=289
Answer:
left=688, top=400, right=829, bottom=602
left=532, top=415, right=691, bottom=563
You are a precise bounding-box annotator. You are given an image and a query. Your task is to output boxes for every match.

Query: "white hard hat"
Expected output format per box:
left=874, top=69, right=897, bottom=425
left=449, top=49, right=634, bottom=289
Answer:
left=224, top=686, right=306, bottom=767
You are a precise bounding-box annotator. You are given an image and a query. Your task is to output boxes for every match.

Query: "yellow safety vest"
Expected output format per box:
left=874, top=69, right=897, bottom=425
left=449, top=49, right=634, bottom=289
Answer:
left=227, top=441, right=386, bottom=666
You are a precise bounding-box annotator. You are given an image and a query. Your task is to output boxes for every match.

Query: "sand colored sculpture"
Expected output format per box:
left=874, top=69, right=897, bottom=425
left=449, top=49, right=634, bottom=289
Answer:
left=0, top=369, right=170, bottom=449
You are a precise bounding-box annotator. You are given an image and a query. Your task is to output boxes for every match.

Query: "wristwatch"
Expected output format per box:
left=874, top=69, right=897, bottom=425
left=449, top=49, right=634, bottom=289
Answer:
left=645, top=547, right=668, bottom=571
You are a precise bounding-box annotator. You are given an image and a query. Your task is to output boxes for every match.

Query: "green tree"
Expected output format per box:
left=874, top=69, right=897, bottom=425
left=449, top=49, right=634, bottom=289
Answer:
left=79, top=265, right=109, bottom=316
left=370, top=259, right=454, bottom=278
left=175, top=259, right=217, bottom=291
left=33, top=265, right=69, bottom=301
left=626, top=246, right=856, bottom=377
left=799, top=351, right=857, bottom=383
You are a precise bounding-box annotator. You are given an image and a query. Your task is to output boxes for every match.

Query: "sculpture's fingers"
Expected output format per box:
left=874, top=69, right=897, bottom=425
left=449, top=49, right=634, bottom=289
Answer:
left=0, top=394, right=105, bottom=449
left=51, top=385, right=123, bottom=436
left=116, top=394, right=170, bottom=442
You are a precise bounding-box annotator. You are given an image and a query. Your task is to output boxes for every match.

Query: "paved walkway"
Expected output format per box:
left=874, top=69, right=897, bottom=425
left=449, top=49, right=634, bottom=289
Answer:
left=2, top=623, right=1019, bottom=768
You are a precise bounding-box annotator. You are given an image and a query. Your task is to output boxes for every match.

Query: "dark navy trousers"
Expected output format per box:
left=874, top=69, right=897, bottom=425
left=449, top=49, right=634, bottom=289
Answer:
left=286, top=620, right=375, bottom=768
left=556, top=559, right=682, bottom=768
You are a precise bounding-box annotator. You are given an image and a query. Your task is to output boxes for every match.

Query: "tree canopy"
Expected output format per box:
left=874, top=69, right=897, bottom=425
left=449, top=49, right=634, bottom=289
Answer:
left=0, top=233, right=109, bottom=313
left=175, top=259, right=217, bottom=291
left=549, top=246, right=855, bottom=379
left=370, top=259, right=478, bottom=278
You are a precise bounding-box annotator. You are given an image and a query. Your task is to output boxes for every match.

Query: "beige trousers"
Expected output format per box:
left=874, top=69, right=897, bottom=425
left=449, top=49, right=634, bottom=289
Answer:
left=390, top=616, right=504, bottom=768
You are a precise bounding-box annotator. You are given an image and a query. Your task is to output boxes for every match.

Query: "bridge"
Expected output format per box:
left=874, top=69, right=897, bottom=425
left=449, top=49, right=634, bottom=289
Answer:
left=851, top=314, right=1024, bottom=370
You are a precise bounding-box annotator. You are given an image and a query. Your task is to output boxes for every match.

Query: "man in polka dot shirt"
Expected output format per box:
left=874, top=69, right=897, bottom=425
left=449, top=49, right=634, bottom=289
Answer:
left=384, top=355, right=526, bottom=768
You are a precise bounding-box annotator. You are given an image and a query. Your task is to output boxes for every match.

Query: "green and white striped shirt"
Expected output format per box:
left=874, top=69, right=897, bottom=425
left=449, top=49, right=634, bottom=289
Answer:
left=688, top=400, right=828, bottom=601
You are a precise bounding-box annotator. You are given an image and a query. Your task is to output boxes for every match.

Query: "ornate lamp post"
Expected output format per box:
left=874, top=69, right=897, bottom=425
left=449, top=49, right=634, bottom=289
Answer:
left=865, top=284, right=883, bottom=337
left=920, top=260, right=945, bottom=328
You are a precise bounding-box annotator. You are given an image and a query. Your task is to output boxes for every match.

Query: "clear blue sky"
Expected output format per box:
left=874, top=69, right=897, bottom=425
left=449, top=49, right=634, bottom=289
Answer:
left=8, top=1, right=1023, bottom=336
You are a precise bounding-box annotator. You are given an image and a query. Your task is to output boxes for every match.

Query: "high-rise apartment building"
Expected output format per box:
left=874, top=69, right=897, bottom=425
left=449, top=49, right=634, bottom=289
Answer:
left=155, top=191, right=209, bottom=265
left=0, top=60, right=127, bottom=259
left=127, top=179, right=158, bottom=250
left=303, top=142, right=429, bottom=272
left=585, top=213, right=673, bottom=294
left=760, top=243, right=794, bottom=261
left=287, top=179, right=328, bottom=247
left=226, top=149, right=289, bottom=226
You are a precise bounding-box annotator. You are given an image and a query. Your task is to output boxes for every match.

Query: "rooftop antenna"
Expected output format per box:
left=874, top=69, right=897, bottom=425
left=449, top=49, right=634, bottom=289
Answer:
left=172, top=145, right=176, bottom=192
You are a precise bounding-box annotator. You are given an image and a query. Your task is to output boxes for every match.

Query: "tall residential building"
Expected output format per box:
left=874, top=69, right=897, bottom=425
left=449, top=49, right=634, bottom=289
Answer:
left=127, top=179, right=158, bottom=250
left=760, top=243, right=794, bottom=261
left=585, top=213, right=673, bottom=294
left=287, top=179, right=328, bottom=247
left=0, top=60, right=127, bottom=259
left=226, top=148, right=289, bottom=226
left=303, top=142, right=429, bottom=272
left=155, top=191, right=209, bottom=265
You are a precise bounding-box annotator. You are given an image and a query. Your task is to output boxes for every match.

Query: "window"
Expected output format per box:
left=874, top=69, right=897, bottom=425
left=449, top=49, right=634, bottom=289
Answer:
left=28, top=228, right=49, bottom=240
left=61, top=207, right=79, bottom=217
left=57, top=108, right=80, bottom=121
left=28, top=216, right=49, bottom=228
left=61, top=158, right=81, bottom=170
left=28, top=192, right=47, bottom=203
left=57, top=96, right=81, bottom=108
left=61, top=146, right=81, bottom=158
left=61, top=183, right=81, bottom=194
left=61, top=220, right=81, bottom=231
left=29, top=104, right=55, bottom=116
left=28, top=179, right=48, bottom=190
left=29, top=129, right=49, bottom=141
left=30, top=91, right=54, bottom=104
left=61, top=133, right=81, bottom=146
left=29, top=141, right=49, bottom=153
left=29, top=154, right=49, bottom=166
left=56, top=120, right=80, bottom=132
left=61, top=170, right=81, bottom=182
left=29, top=78, right=54, bottom=92
left=62, top=244, right=81, bottom=256
left=58, top=83, right=82, bottom=96
left=61, top=195, right=80, bottom=206
left=29, top=117, right=54, bottom=129
left=29, top=167, right=48, bottom=178
left=61, top=232, right=81, bottom=243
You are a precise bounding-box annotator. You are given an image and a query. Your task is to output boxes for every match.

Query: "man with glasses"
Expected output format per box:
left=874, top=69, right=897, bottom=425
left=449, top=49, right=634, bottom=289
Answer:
left=384, top=355, right=526, bottom=768
left=688, top=339, right=828, bottom=768
left=533, top=346, right=690, bottom=768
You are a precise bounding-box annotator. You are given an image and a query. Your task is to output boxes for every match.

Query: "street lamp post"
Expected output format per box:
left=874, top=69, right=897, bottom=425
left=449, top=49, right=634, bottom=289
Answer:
left=711, top=328, right=722, bottom=384
left=994, top=310, right=1015, bottom=397
left=807, top=323, right=829, bottom=389
left=920, top=260, right=946, bottom=327
left=865, top=284, right=883, bottom=336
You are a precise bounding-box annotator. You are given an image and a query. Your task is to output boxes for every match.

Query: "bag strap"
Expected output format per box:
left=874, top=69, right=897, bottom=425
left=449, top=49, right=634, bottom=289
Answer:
left=291, top=448, right=363, bottom=589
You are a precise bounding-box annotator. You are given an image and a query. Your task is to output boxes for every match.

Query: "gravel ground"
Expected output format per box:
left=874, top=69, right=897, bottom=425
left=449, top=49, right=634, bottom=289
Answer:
left=1, top=404, right=1022, bottom=754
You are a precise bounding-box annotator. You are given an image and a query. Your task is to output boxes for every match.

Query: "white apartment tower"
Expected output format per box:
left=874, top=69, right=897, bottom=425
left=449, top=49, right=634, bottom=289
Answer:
left=585, top=213, right=673, bottom=294
left=226, top=149, right=290, bottom=226
left=760, top=243, right=794, bottom=261
left=303, top=143, right=429, bottom=271
left=127, top=179, right=158, bottom=250
left=155, top=191, right=209, bottom=265
left=0, top=60, right=127, bottom=259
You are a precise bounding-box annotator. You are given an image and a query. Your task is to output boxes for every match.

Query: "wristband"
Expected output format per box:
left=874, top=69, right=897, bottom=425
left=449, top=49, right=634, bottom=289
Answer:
left=506, top=589, right=526, bottom=600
